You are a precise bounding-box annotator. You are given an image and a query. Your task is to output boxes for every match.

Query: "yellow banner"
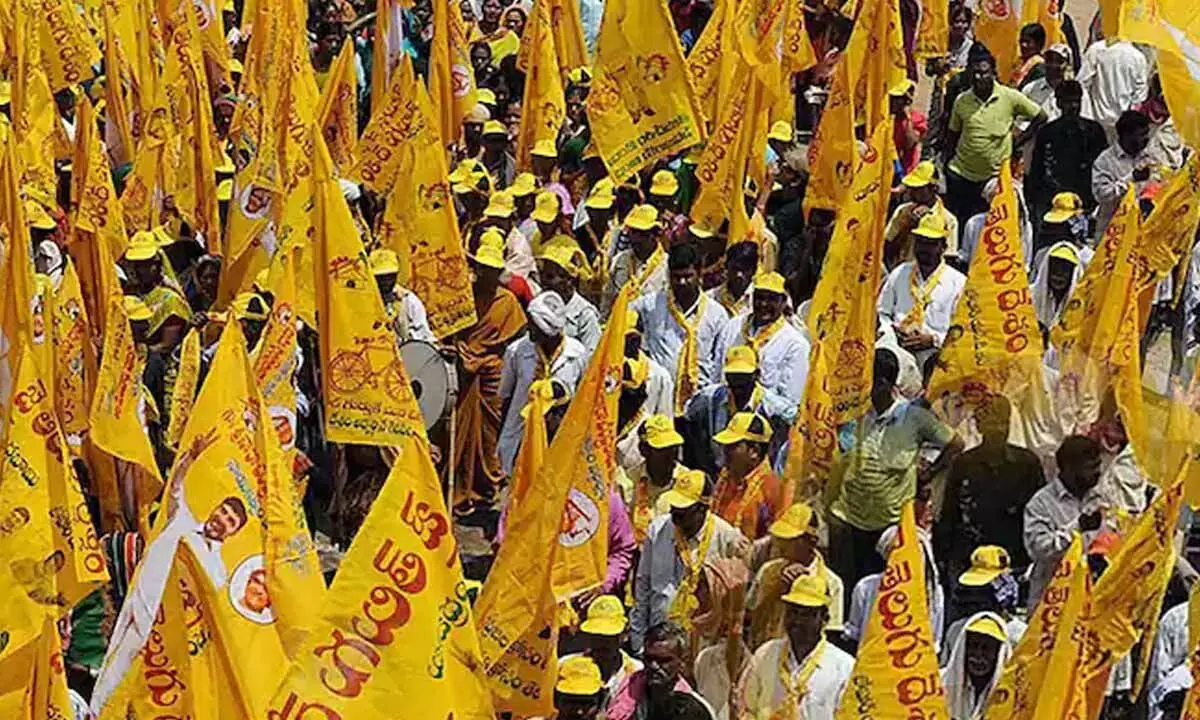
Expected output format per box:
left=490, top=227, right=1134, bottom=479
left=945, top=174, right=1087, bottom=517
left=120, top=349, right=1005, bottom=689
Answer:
left=515, top=0, right=566, bottom=170
left=983, top=534, right=1089, bottom=720
left=928, top=161, right=1043, bottom=406
left=268, top=359, right=493, bottom=720
left=12, top=29, right=68, bottom=201
left=1138, top=154, right=1200, bottom=297
left=548, top=0, right=590, bottom=78
left=352, top=55, right=421, bottom=194
left=913, top=0, right=948, bottom=59
left=687, top=0, right=737, bottom=129
left=429, top=0, right=477, bottom=147
left=1021, top=0, right=1065, bottom=45
left=167, top=327, right=202, bottom=449
left=51, top=258, right=93, bottom=447
left=33, top=0, right=100, bottom=91
left=72, top=97, right=128, bottom=331
left=589, top=0, right=704, bottom=180
left=835, top=501, right=948, bottom=718
left=974, top=0, right=1021, bottom=81
left=253, top=251, right=302, bottom=458
left=802, top=59, right=855, bottom=214
left=781, top=0, right=818, bottom=75
left=689, top=62, right=758, bottom=237
left=317, top=42, right=361, bottom=172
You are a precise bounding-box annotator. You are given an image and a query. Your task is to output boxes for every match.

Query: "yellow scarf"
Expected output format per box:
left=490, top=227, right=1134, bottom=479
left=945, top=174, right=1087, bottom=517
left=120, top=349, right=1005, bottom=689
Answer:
left=716, top=460, right=771, bottom=536
left=631, top=245, right=666, bottom=293
left=535, top=339, right=564, bottom=380
left=726, top=384, right=765, bottom=417
left=668, top=290, right=707, bottom=416
left=668, top=514, right=716, bottom=632
left=716, top=285, right=750, bottom=316
left=742, top=314, right=788, bottom=355
left=901, top=262, right=946, bottom=331
left=771, top=637, right=828, bottom=720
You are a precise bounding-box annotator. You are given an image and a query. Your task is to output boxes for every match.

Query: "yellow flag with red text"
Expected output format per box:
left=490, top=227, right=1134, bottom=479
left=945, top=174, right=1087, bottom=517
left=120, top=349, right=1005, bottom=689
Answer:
left=835, top=501, right=948, bottom=719
left=51, top=258, right=93, bottom=450
left=352, top=55, right=419, bottom=194
left=687, top=0, right=738, bottom=129
left=167, top=328, right=202, bottom=449
left=429, top=0, right=477, bottom=147
left=71, top=97, right=127, bottom=330
left=974, top=0, right=1022, bottom=81
left=802, top=58, right=856, bottom=214
left=317, top=41, right=360, bottom=172
left=32, top=0, right=100, bottom=91
left=914, top=0, right=949, bottom=59
left=252, top=250, right=303, bottom=464
left=515, top=0, right=566, bottom=171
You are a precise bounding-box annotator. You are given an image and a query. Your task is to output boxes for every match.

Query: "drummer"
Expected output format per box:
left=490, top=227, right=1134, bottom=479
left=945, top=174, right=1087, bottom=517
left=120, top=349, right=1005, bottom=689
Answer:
left=371, top=248, right=435, bottom=344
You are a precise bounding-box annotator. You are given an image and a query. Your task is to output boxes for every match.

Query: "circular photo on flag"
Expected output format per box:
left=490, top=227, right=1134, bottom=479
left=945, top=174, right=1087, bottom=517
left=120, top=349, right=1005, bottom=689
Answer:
left=559, top=487, right=601, bottom=548
left=229, top=554, right=274, bottom=625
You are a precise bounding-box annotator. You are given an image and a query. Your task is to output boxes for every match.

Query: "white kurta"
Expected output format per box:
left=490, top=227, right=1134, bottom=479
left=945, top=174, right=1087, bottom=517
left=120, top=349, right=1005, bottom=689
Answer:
left=736, top=638, right=855, bottom=720
left=713, top=313, right=810, bottom=408
left=497, top=335, right=590, bottom=474
left=877, top=261, right=967, bottom=365
left=562, top=291, right=603, bottom=354
left=631, top=291, right=730, bottom=404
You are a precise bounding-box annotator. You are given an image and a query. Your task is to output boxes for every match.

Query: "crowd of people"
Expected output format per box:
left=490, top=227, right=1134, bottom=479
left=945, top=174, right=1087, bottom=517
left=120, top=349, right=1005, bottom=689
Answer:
left=4, top=0, right=1200, bottom=717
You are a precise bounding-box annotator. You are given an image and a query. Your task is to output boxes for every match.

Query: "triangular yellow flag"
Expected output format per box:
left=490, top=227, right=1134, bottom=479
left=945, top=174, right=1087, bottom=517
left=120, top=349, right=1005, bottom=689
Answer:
left=835, top=501, right=948, bottom=718
left=317, top=41, right=361, bottom=172
left=51, top=258, right=94, bottom=449
left=514, top=0, right=566, bottom=171
left=429, top=0, right=478, bottom=147
left=166, top=327, right=202, bottom=449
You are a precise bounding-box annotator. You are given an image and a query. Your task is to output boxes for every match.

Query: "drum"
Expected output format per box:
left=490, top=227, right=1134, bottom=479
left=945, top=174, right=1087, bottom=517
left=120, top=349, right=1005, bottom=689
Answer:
left=400, top=340, right=455, bottom=430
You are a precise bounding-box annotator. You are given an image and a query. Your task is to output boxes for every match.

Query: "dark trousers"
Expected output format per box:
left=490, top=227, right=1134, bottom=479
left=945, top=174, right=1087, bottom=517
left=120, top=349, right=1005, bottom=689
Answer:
left=827, top=516, right=886, bottom=617
left=944, top=168, right=989, bottom=230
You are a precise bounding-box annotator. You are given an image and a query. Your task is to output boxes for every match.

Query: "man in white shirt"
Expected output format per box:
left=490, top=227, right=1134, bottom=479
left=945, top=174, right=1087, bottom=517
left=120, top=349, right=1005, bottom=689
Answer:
left=713, top=272, right=809, bottom=412
left=707, top=241, right=757, bottom=316
left=561, top=595, right=644, bottom=709
left=605, top=204, right=668, bottom=312
left=1092, top=109, right=1155, bottom=238
left=877, top=212, right=968, bottom=366
left=631, top=243, right=730, bottom=416
left=538, top=241, right=602, bottom=354
left=1077, top=37, right=1150, bottom=141
left=370, top=249, right=435, bottom=344
left=1022, top=43, right=1074, bottom=122
left=736, top=573, right=854, bottom=720
left=497, top=291, right=590, bottom=474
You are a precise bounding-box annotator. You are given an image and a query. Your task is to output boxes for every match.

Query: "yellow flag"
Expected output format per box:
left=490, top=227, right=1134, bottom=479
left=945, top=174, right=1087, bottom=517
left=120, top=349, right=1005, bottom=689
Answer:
left=515, top=0, right=567, bottom=171
left=835, top=501, right=948, bottom=719
left=785, top=121, right=895, bottom=502
left=52, top=255, right=94, bottom=450
left=782, top=0, right=819, bottom=75
left=166, top=328, right=202, bottom=449
left=928, top=161, right=1043, bottom=406
left=0, top=136, right=39, bottom=423
left=974, top=0, right=1021, bottom=81
left=982, top=534, right=1089, bottom=720
left=853, top=0, right=908, bottom=130
left=32, top=0, right=100, bottom=91
left=352, top=54, right=420, bottom=194
left=687, top=0, right=738, bottom=129
left=374, top=70, right=478, bottom=339
left=429, top=0, right=478, bottom=147
left=1138, top=154, right=1200, bottom=299
left=802, top=58, right=856, bottom=214
left=550, top=0, right=590, bottom=76
left=914, top=0, right=949, bottom=59
left=590, top=0, right=704, bottom=180
left=370, top=0, right=408, bottom=114
left=268, top=344, right=494, bottom=720
left=11, top=32, right=68, bottom=200
left=1021, top=0, right=1065, bottom=45
left=119, top=134, right=169, bottom=233
left=253, top=251, right=302, bottom=461
left=26, top=616, right=74, bottom=718
left=102, top=1, right=136, bottom=163
left=317, top=41, right=361, bottom=172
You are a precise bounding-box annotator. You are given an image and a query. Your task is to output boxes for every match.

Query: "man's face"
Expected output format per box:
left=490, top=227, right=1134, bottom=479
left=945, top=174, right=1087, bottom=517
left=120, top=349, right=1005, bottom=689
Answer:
left=725, top=370, right=756, bottom=396
left=910, top=185, right=938, bottom=207
left=752, top=290, right=785, bottom=326
left=976, top=402, right=1009, bottom=442
left=1059, top=94, right=1083, bottom=119
left=1119, top=125, right=1151, bottom=157
left=1062, top=454, right=1103, bottom=498
left=727, top=259, right=755, bottom=297
left=670, top=502, right=706, bottom=537
left=784, top=604, right=827, bottom=647
left=459, top=0, right=475, bottom=22
left=203, top=500, right=245, bottom=542
left=197, top=262, right=220, bottom=301
left=913, top=235, right=945, bottom=270
left=643, top=639, right=684, bottom=694
left=482, top=0, right=502, bottom=23
left=464, top=122, right=483, bottom=146
left=130, top=258, right=161, bottom=290
left=471, top=45, right=491, bottom=73
left=540, top=260, right=574, bottom=301
left=484, top=134, right=507, bottom=155
left=628, top=229, right=657, bottom=258
left=1045, top=52, right=1067, bottom=83
left=375, top=272, right=398, bottom=298
left=130, top=318, right=151, bottom=344
left=532, top=154, right=556, bottom=177
left=670, top=265, right=700, bottom=303
left=969, top=59, right=996, bottom=98
left=1019, top=33, right=1040, bottom=59
left=965, top=632, right=1002, bottom=681
left=642, top=445, right=678, bottom=485
left=536, top=218, right=559, bottom=238
left=1047, top=257, right=1075, bottom=293
left=726, top=440, right=758, bottom=476
left=950, top=12, right=971, bottom=39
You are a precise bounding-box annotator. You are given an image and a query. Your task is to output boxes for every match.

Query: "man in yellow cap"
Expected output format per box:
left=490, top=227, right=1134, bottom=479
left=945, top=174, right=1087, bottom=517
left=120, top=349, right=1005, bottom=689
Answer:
left=714, top=271, right=808, bottom=412
left=453, top=233, right=527, bottom=511
left=706, top=242, right=758, bottom=317
left=883, top=160, right=960, bottom=268
left=552, top=656, right=607, bottom=720
left=647, top=169, right=686, bottom=243
left=370, top=248, right=434, bottom=344
left=940, top=546, right=1026, bottom=661
left=575, top=178, right=620, bottom=306
left=460, top=103, right=490, bottom=163
left=889, top=77, right=927, bottom=176
left=604, top=204, right=669, bottom=314
left=737, top=573, right=854, bottom=719
left=480, top=189, right=539, bottom=293
left=561, top=596, right=644, bottom=705
left=631, top=243, right=730, bottom=416
left=940, top=612, right=1013, bottom=719
left=878, top=209, right=967, bottom=364
left=538, top=240, right=601, bottom=353
left=1029, top=192, right=1094, bottom=273
left=530, top=138, right=560, bottom=185
left=710, top=412, right=783, bottom=540
left=122, top=232, right=192, bottom=350
left=616, top=309, right=674, bottom=443
left=616, top=413, right=685, bottom=544
left=631, top=470, right=746, bottom=653
left=529, top=190, right=565, bottom=257
left=510, top=171, right=540, bottom=237
left=1029, top=240, right=1085, bottom=328
left=481, top=119, right=516, bottom=188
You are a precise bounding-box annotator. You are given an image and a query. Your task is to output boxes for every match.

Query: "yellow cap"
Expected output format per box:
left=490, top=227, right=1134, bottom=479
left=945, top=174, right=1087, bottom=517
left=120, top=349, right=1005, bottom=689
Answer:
left=661, top=469, right=707, bottom=509
left=567, top=65, right=593, bottom=85
left=641, top=414, right=684, bottom=449
left=370, top=248, right=401, bottom=275
left=1049, top=244, right=1080, bottom=264
left=723, top=345, right=758, bottom=375
left=448, top=159, right=484, bottom=184
left=151, top=225, right=176, bottom=247
left=767, top=120, right=793, bottom=142
left=123, top=295, right=153, bottom=321
left=25, top=199, right=56, bottom=230
left=688, top=223, right=714, bottom=239
left=556, top=656, right=604, bottom=696
left=754, top=271, right=786, bottom=296
left=911, top=210, right=948, bottom=240
left=531, top=190, right=561, bottom=223
left=623, top=355, right=650, bottom=389
left=579, top=595, right=628, bottom=635
left=965, top=615, right=1008, bottom=643
left=769, top=503, right=817, bottom=540
left=538, top=241, right=581, bottom=277
left=510, top=172, right=538, bottom=197
left=216, top=178, right=233, bottom=201
left=531, top=139, right=557, bottom=158
left=124, top=232, right=159, bottom=261
left=484, top=190, right=516, bottom=218
left=471, top=231, right=507, bottom=269
left=232, top=292, right=270, bottom=321
left=623, top=204, right=659, bottom=231
left=222, top=0, right=235, bottom=12
left=0, top=80, right=11, bottom=105
left=713, top=411, right=772, bottom=445
left=958, top=546, right=1011, bottom=587
left=901, top=160, right=937, bottom=188
left=229, top=57, right=244, bottom=74
left=254, top=268, right=270, bottom=292
left=780, top=573, right=831, bottom=607
left=649, top=170, right=679, bottom=197
left=584, top=177, right=615, bottom=210
left=483, top=119, right=507, bottom=137
left=477, top=88, right=497, bottom=105
left=888, top=78, right=917, bottom=96
left=1044, top=192, right=1083, bottom=223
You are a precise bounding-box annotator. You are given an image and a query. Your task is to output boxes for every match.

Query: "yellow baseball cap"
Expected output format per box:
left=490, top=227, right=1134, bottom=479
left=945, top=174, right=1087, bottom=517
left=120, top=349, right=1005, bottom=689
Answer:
left=531, top=139, right=557, bottom=158
left=623, top=355, right=649, bottom=389
left=1044, top=192, right=1083, bottom=223
left=780, top=573, right=831, bottom=608
left=216, top=178, right=233, bottom=201
left=767, top=120, right=793, bottom=142
left=483, top=119, right=507, bottom=137
left=641, top=414, right=684, bottom=449
left=584, top=177, right=615, bottom=210
left=123, top=295, right=153, bottom=321
left=624, top=308, right=641, bottom=336
left=25, top=200, right=56, bottom=230
left=557, top=656, right=604, bottom=696
left=232, top=292, right=270, bottom=321
left=477, top=88, right=497, bottom=105
left=448, top=159, right=484, bottom=184
left=713, top=412, right=773, bottom=445
left=661, top=469, right=708, bottom=509
left=688, top=223, right=714, bottom=239
left=649, top=170, right=679, bottom=197
left=958, top=546, right=1011, bottom=587
left=888, top=78, right=917, bottom=96
left=531, top=190, right=561, bottom=223
left=124, top=231, right=159, bottom=261
left=538, top=242, right=580, bottom=277
left=723, top=345, right=758, bottom=375
left=471, top=231, right=507, bottom=269
left=911, top=210, right=948, bottom=240
left=484, top=189, right=516, bottom=218
left=769, top=503, right=817, bottom=540
left=965, top=615, right=1008, bottom=643
left=754, top=271, right=786, bottom=296
left=370, top=248, right=401, bottom=275
left=510, top=172, right=538, bottom=197
left=1049, top=244, right=1080, bottom=264
left=623, top=204, right=659, bottom=231
left=579, top=595, right=628, bottom=635
left=567, top=65, right=593, bottom=85
left=901, top=160, right=937, bottom=188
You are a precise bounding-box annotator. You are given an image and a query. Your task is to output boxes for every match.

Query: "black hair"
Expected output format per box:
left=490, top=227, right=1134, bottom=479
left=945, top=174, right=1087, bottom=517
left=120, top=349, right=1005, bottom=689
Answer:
left=874, top=348, right=900, bottom=387
left=667, top=242, right=701, bottom=270
left=1056, top=434, right=1101, bottom=471
left=967, top=41, right=997, bottom=69
left=1020, top=23, right=1047, bottom=49
left=644, top=622, right=688, bottom=656
left=1116, top=109, right=1151, bottom=137
left=726, top=241, right=759, bottom=267
left=1055, top=79, right=1084, bottom=101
